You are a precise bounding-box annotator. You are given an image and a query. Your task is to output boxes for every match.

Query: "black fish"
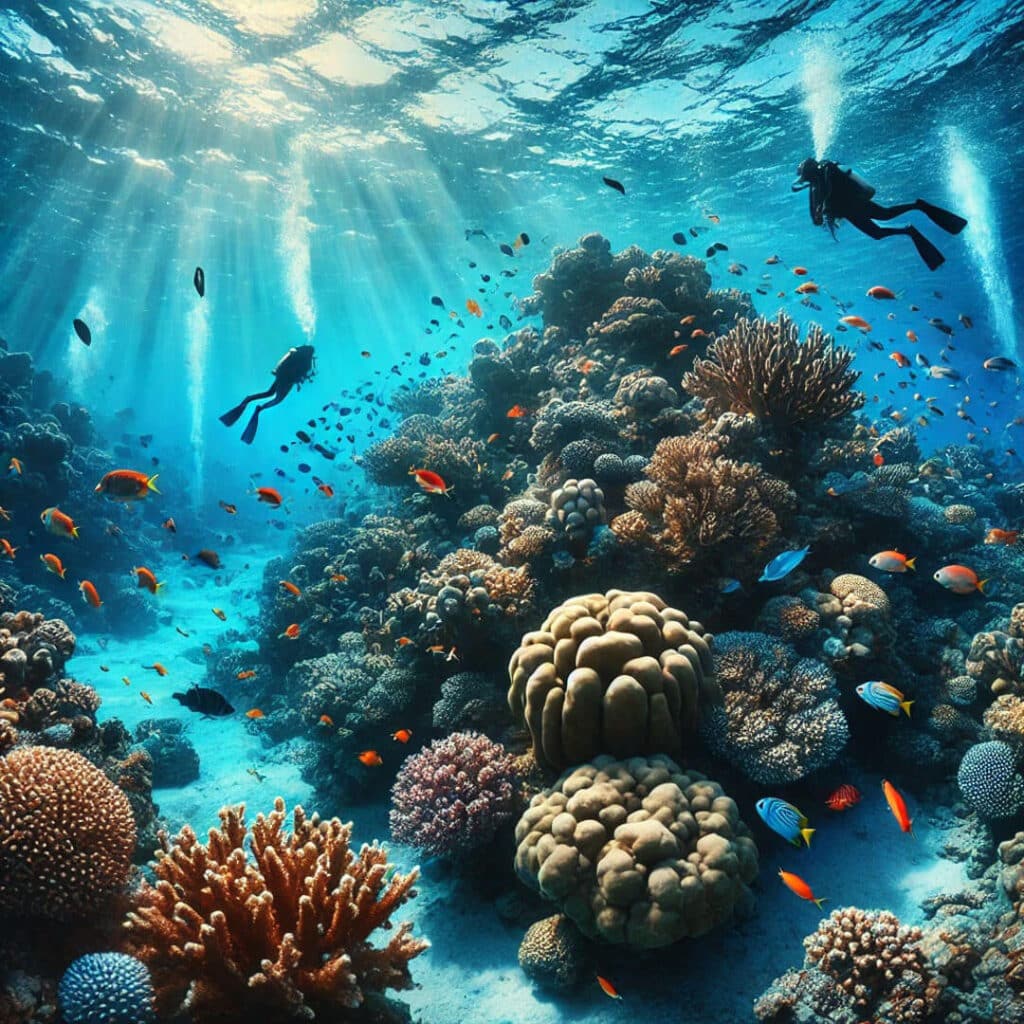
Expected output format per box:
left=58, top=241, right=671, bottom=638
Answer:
left=298, top=463, right=311, bottom=473
left=140, top=433, right=153, bottom=447
left=280, top=445, right=288, bottom=453
left=419, top=353, right=431, bottom=365
left=672, top=231, right=687, bottom=245
left=73, top=318, right=91, bottom=346
left=499, top=314, right=512, bottom=330
left=296, top=430, right=311, bottom=443
left=481, top=274, right=491, bottom=282
left=714, top=242, right=728, bottom=252
left=194, top=266, right=205, bottom=298
left=689, top=227, right=699, bottom=238
left=516, top=232, right=530, bottom=246
left=431, top=295, right=444, bottom=307
left=602, top=176, right=625, bottom=194
left=705, top=246, right=716, bottom=258
left=339, top=407, right=351, bottom=415
left=173, top=685, right=234, bottom=717
left=499, top=243, right=514, bottom=257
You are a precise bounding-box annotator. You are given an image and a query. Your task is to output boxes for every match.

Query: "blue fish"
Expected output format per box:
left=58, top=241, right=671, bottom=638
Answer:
left=759, top=546, right=810, bottom=582
left=856, top=681, right=913, bottom=717
left=718, top=578, right=742, bottom=594
left=755, top=797, right=814, bottom=847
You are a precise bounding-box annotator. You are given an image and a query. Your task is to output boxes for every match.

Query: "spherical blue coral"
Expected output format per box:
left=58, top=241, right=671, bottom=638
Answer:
left=58, top=953, right=155, bottom=1024
left=473, top=525, right=500, bottom=555
left=957, top=740, right=1024, bottom=820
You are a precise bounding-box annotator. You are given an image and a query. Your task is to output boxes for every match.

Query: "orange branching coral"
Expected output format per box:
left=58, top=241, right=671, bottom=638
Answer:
left=124, top=797, right=427, bottom=1023
left=682, top=312, right=864, bottom=432
left=0, top=746, right=136, bottom=920
left=623, top=433, right=795, bottom=574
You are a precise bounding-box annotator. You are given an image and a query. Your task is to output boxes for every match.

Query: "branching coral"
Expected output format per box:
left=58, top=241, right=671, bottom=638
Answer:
left=514, top=755, right=758, bottom=947
left=508, top=590, right=718, bottom=772
left=682, top=312, right=864, bottom=433
left=0, top=746, right=136, bottom=920
left=124, top=798, right=427, bottom=1023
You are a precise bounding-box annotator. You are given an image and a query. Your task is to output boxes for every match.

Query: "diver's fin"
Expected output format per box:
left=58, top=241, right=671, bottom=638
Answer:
left=219, top=400, right=249, bottom=427
left=916, top=199, right=967, bottom=235
left=241, top=408, right=260, bottom=445
left=908, top=227, right=945, bottom=271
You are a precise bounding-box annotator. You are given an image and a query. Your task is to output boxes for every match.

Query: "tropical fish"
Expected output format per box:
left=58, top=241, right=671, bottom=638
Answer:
left=0, top=507, right=10, bottom=521
left=245, top=708, right=265, bottom=719
left=985, top=528, right=1019, bottom=546
left=95, top=470, right=160, bottom=500
left=984, top=356, right=1016, bottom=371
left=856, top=680, right=913, bottom=717
left=840, top=315, right=871, bottom=331
left=282, top=623, right=300, bottom=639
left=601, top=176, right=625, bottom=195
left=40, top=553, right=66, bottom=578
left=133, top=566, right=164, bottom=594
left=718, top=578, right=742, bottom=594
left=794, top=282, right=818, bottom=294
left=195, top=549, right=221, bottom=569
left=792, top=266, right=808, bottom=276
left=358, top=750, right=383, bottom=767
left=79, top=580, right=102, bottom=607
left=246, top=767, right=267, bottom=782
left=825, top=784, right=861, bottom=812
left=392, top=729, right=413, bottom=743
left=906, top=330, right=918, bottom=342
left=139, top=691, right=153, bottom=705
left=162, top=517, right=177, bottom=533
left=146, top=663, right=169, bottom=676
left=958, top=314, right=972, bottom=328
left=172, top=685, right=234, bottom=717
left=873, top=452, right=885, bottom=467
left=212, top=607, right=227, bottom=621
left=219, top=500, right=237, bottom=515
left=882, top=779, right=913, bottom=835
left=330, top=573, right=348, bottom=583
left=513, top=232, right=530, bottom=249
left=193, top=265, right=205, bottom=297
left=254, top=486, right=283, bottom=507
left=1, top=539, right=16, bottom=560
left=237, top=670, right=257, bottom=680
left=279, top=580, right=302, bottom=597
left=933, top=564, right=988, bottom=594
left=8, top=457, right=22, bottom=475
left=410, top=468, right=452, bottom=496
left=759, top=546, right=810, bottom=582
left=596, top=976, right=622, bottom=1000
left=318, top=483, right=334, bottom=498
left=506, top=404, right=530, bottom=418
left=41, top=507, right=79, bottom=539
left=928, top=365, right=960, bottom=380
left=72, top=317, right=91, bottom=346
left=319, top=714, right=334, bottom=727
left=890, top=352, right=911, bottom=368
left=868, top=550, right=916, bottom=573
left=668, top=343, right=689, bottom=357
left=465, top=299, right=483, bottom=317
left=866, top=285, right=897, bottom=299
left=756, top=797, right=814, bottom=847
left=777, top=869, right=826, bottom=909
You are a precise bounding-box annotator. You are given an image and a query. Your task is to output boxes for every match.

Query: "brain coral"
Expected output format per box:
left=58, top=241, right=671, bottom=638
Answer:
left=0, top=746, right=136, bottom=919
left=518, top=914, right=588, bottom=991
left=507, top=590, right=718, bottom=773
left=700, top=632, right=849, bottom=785
left=58, top=953, right=155, bottom=1024
left=514, top=754, right=758, bottom=948
left=957, top=740, right=1024, bottom=819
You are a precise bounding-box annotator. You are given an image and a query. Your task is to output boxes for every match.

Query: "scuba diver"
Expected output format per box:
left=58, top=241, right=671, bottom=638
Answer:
left=219, top=344, right=316, bottom=445
left=792, top=158, right=967, bottom=271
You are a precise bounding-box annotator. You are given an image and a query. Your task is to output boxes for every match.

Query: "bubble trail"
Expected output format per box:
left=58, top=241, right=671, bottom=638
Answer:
left=282, top=153, right=316, bottom=341
left=800, top=41, right=844, bottom=161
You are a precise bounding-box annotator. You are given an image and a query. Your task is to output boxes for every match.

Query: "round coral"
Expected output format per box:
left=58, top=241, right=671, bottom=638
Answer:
left=390, top=732, right=517, bottom=857
left=59, top=953, right=155, bottom=1024
left=0, top=746, right=136, bottom=919
left=508, top=590, right=718, bottom=772
left=518, top=914, right=588, bottom=992
left=957, top=740, right=1024, bottom=819
left=514, top=754, right=758, bottom=948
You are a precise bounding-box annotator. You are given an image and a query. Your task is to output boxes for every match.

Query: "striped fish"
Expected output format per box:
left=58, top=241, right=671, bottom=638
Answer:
left=856, top=680, right=913, bottom=717
left=755, top=797, right=815, bottom=847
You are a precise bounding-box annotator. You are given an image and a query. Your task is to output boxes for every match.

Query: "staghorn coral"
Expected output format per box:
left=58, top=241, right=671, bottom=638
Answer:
left=124, top=798, right=427, bottom=1023
left=701, top=631, right=848, bottom=784
left=957, top=740, right=1024, bottom=819
left=508, top=590, right=718, bottom=772
left=0, top=746, right=136, bottom=920
left=514, top=755, right=758, bottom=948
left=58, top=953, right=155, bottom=1024
left=389, top=731, right=517, bottom=858
left=682, top=312, right=863, bottom=433
left=518, top=914, right=588, bottom=992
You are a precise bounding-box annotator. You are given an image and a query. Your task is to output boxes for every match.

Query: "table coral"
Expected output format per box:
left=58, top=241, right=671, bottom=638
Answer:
left=125, top=798, right=427, bottom=1023
left=513, top=754, right=758, bottom=948
left=508, top=589, right=718, bottom=772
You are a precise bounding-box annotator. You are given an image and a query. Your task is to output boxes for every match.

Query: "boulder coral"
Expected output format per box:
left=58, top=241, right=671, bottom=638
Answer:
left=507, top=590, right=718, bottom=773
left=701, top=631, right=849, bottom=784
left=957, top=740, right=1024, bottom=820
left=514, top=755, right=758, bottom=948
left=124, top=798, right=427, bottom=1023
left=517, top=914, right=589, bottom=992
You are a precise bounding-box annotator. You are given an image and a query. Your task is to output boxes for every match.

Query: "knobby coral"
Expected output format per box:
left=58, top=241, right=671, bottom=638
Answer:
left=124, top=798, right=427, bottom=1023
left=682, top=312, right=863, bottom=433
left=508, top=590, right=718, bottom=772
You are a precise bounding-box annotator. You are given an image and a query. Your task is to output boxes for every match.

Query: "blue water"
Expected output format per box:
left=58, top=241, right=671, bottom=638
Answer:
left=1, top=2, right=1023, bottom=1023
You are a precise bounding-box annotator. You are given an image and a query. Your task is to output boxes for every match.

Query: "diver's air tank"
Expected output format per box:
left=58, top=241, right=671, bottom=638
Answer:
left=842, top=167, right=876, bottom=199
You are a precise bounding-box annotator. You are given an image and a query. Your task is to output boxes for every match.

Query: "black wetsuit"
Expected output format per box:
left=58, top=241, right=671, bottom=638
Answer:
left=219, top=345, right=316, bottom=444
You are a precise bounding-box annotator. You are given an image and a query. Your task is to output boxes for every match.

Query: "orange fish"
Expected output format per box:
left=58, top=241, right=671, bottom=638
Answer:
left=409, top=468, right=452, bottom=497
left=792, top=266, right=808, bottom=276
left=501, top=468, right=514, bottom=481
left=237, top=670, right=257, bottom=680
left=577, top=358, right=597, bottom=374
left=122, top=677, right=131, bottom=686
left=330, top=573, right=348, bottom=583
left=282, top=623, right=300, bottom=639
left=1, top=538, right=17, bottom=560
left=146, top=663, right=169, bottom=676
left=0, top=506, right=10, bottom=521
left=358, top=750, right=383, bottom=767
left=318, top=483, right=334, bottom=498
left=140, top=691, right=153, bottom=705
left=795, top=282, right=819, bottom=294
left=506, top=404, right=530, bottom=418
left=596, top=976, right=622, bottom=1000
left=319, top=714, right=334, bottom=727
left=985, top=528, right=1019, bottom=546
left=933, top=564, right=988, bottom=594
left=486, top=433, right=501, bottom=444
left=706, top=212, right=720, bottom=224
left=866, top=285, right=897, bottom=300
left=882, top=779, right=913, bottom=835
left=778, top=869, right=826, bottom=908
left=219, top=500, right=237, bottom=515
left=906, top=330, right=918, bottom=343
left=690, top=328, right=710, bottom=339
left=392, top=729, right=413, bottom=743
left=254, top=486, right=283, bottom=508
left=840, top=315, right=871, bottom=332
left=872, top=452, right=885, bottom=467
left=245, top=708, right=265, bottom=719
left=890, top=351, right=911, bottom=368
left=79, top=580, right=102, bottom=608
left=679, top=314, right=697, bottom=326
left=212, top=607, right=227, bottom=621
left=825, top=784, right=861, bottom=811
left=95, top=469, right=159, bottom=500
left=668, top=344, right=689, bottom=357
left=465, top=299, right=483, bottom=318
left=162, top=517, right=177, bottom=533
left=426, top=644, right=445, bottom=654
left=41, top=506, right=79, bottom=539
left=397, top=637, right=413, bottom=646
left=133, top=566, right=165, bottom=594
left=279, top=580, right=302, bottom=597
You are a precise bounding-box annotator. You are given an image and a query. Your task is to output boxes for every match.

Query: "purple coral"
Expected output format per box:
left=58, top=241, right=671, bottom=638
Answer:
left=389, top=731, right=517, bottom=857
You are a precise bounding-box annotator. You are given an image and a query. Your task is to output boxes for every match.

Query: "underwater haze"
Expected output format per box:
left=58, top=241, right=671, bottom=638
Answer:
left=2, top=2, right=1024, bottom=1024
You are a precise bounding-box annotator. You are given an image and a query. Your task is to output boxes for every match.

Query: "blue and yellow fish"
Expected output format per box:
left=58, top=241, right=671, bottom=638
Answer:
left=759, top=546, right=810, bottom=582
left=856, top=680, right=913, bottom=717
left=755, top=797, right=815, bottom=847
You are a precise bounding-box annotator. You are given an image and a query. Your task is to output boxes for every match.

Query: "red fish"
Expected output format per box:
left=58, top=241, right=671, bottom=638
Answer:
left=792, top=266, right=808, bottom=276
left=255, top=486, right=283, bottom=507
left=282, top=623, right=300, bottom=639
left=890, top=351, right=911, bottom=368
left=358, top=750, right=383, bottom=767
left=392, top=729, right=413, bottom=743
left=95, top=469, right=159, bottom=500
left=825, top=784, right=861, bottom=811
left=466, top=299, right=483, bottom=317
left=409, top=468, right=451, bottom=496
left=841, top=315, right=871, bottom=332
left=778, top=869, right=826, bottom=908
left=866, top=285, right=897, bottom=300
left=668, top=343, right=689, bottom=357
left=882, top=779, right=913, bottom=835
left=40, top=552, right=65, bottom=578
left=279, top=580, right=302, bottom=597
left=41, top=506, right=80, bottom=539
left=795, top=282, right=818, bottom=294
left=596, top=976, right=622, bottom=1001
left=873, top=452, right=885, bottom=467
left=245, top=708, right=265, bottom=719
left=1, top=538, right=16, bottom=560
left=133, top=566, right=164, bottom=594
left=318, top=483, right=334, bottom=498
left=985, top=528, right=1019, bottom=546
left=79, top=580, right=102, bottom=607
left=506, top=404, right=530, bottom=418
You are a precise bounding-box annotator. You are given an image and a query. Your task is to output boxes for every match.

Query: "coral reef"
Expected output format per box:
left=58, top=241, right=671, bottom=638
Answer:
left=507, top=590, right=717, bottom=772
left=518, top=914, right=589, bottom=992
left=58, top=953, right=156, bottom=1024
left=125, top=798, right=428, bottom=1023
left=957, top=740, right=1024, bottom=819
